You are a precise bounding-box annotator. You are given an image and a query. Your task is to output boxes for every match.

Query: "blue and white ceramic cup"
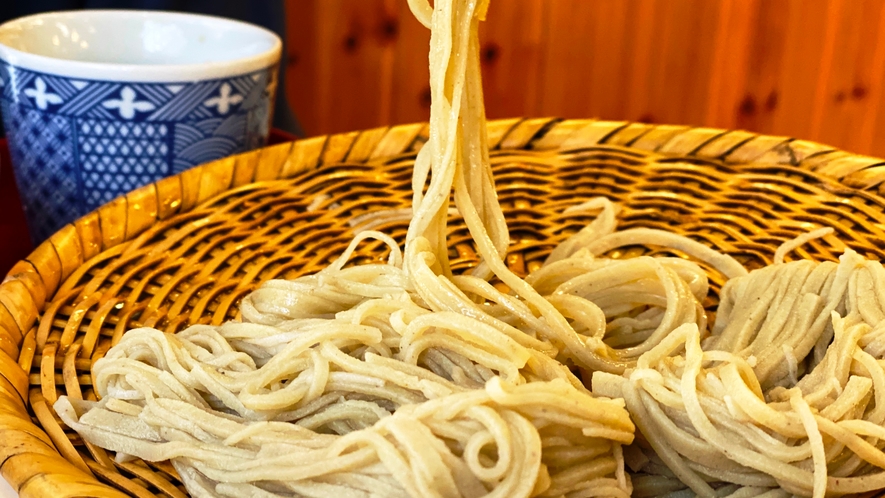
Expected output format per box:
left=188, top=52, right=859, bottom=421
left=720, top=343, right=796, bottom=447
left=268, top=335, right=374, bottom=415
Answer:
left=0, top=10, right=281, bottom=243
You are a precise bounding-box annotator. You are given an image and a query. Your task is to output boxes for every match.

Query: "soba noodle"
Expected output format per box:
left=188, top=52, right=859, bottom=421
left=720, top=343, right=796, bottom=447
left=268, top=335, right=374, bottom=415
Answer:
left=56, top=1, right=639, bottom=496
left=595, top=242, right=885, bottom=498
left=54, top=1, right=885, bottom=497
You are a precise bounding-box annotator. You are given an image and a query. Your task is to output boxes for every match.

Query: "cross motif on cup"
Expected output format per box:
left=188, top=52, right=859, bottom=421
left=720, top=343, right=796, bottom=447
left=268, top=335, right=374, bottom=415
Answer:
left=204, top=83, right=243, bottom=115
left=24, top=77, right=63, bottom=110
left=102, top=86, right=156, bottom=119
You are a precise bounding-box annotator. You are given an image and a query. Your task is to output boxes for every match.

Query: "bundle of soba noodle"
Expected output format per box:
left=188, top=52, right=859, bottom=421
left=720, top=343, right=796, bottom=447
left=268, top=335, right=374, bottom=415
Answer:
left=55, top=1, right=639, bottom=497
left=592, top=238, right=885, bottom=498
left=51, top=1, right=885, bottom=497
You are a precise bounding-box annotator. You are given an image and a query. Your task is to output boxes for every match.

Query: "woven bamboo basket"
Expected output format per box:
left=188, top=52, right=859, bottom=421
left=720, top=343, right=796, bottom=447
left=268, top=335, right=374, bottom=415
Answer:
left=2, top=118, right=885, bottom=497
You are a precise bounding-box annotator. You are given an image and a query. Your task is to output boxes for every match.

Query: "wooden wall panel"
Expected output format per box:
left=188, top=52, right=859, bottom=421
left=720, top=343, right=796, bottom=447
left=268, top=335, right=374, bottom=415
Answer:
left=285, top=0, right=885, bottom=156
left=480, top=0, right=549, bottom=119
left=732, top=0, right=787, bottom=136
left=388, top=0, right=431, bottom=127
left=771, top=0, right=831, bottom=141
left=703, top=0, right=758, bottom=129
left=816, top=0, right=884, bottom=154
left=854, top=0, right=885, bottom=157
left=286, top=0, right=319, bottom=134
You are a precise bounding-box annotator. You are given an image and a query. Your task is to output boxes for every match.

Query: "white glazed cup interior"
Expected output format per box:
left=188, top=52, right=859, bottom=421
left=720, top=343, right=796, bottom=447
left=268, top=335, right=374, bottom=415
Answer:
left=0, top=10, right=281, bottom=81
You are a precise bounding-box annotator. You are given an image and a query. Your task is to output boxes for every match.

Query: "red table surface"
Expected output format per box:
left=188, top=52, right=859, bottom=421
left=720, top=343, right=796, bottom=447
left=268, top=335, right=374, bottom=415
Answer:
left=0, top=129, right=299, bottom=275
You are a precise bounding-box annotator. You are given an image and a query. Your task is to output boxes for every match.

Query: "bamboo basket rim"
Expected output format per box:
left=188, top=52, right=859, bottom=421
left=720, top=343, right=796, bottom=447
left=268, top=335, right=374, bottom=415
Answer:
left=2, top=117, right=885, bottom=497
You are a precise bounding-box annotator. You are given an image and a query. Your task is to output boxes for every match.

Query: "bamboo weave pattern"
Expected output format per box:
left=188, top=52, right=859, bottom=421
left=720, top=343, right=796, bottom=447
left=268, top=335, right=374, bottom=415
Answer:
left=2, top=118, right=885, bottom=497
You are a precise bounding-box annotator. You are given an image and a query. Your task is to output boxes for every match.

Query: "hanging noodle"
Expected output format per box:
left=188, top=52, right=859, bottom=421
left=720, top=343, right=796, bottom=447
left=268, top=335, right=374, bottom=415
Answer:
left=55, top=1, right=639, bottom=496
left=53, top=1, right=885, bottom=497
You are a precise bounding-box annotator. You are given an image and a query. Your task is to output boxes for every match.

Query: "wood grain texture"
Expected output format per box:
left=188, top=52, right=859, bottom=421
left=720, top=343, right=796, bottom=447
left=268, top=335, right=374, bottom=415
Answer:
left=285, top=0, right=885, bottom=156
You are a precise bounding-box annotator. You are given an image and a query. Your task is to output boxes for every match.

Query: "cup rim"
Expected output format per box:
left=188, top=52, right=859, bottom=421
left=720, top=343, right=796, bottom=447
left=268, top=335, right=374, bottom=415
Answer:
left=0, top=10, right=282, bottom=82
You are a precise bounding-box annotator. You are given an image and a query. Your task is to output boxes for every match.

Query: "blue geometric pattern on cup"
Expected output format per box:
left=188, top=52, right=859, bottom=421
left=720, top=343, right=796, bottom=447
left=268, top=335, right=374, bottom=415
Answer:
left=0, top=61, right=276, bottom=243
left=1, top=100, right=80, bottom=243
left=78, top=120, right=171, bottom=207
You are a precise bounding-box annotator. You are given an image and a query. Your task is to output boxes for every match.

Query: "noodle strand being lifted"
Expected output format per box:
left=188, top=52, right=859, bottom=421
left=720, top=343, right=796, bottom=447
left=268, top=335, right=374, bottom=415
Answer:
left=54, top=1, right=885, bottom=497
left=56, top=1, right=640, bottom=496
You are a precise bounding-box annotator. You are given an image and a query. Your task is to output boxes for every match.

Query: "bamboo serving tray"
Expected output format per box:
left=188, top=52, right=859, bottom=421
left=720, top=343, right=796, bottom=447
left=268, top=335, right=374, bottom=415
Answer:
left=2, top=118, right=885, bottom=497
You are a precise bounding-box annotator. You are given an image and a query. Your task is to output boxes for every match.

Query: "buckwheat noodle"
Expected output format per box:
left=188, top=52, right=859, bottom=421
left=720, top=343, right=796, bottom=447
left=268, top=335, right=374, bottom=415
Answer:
left=55, top=1, right=640, bottom=497
left=594, top=239, right=885, bottom=498
left=53, top=1, right=885, bottom=497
